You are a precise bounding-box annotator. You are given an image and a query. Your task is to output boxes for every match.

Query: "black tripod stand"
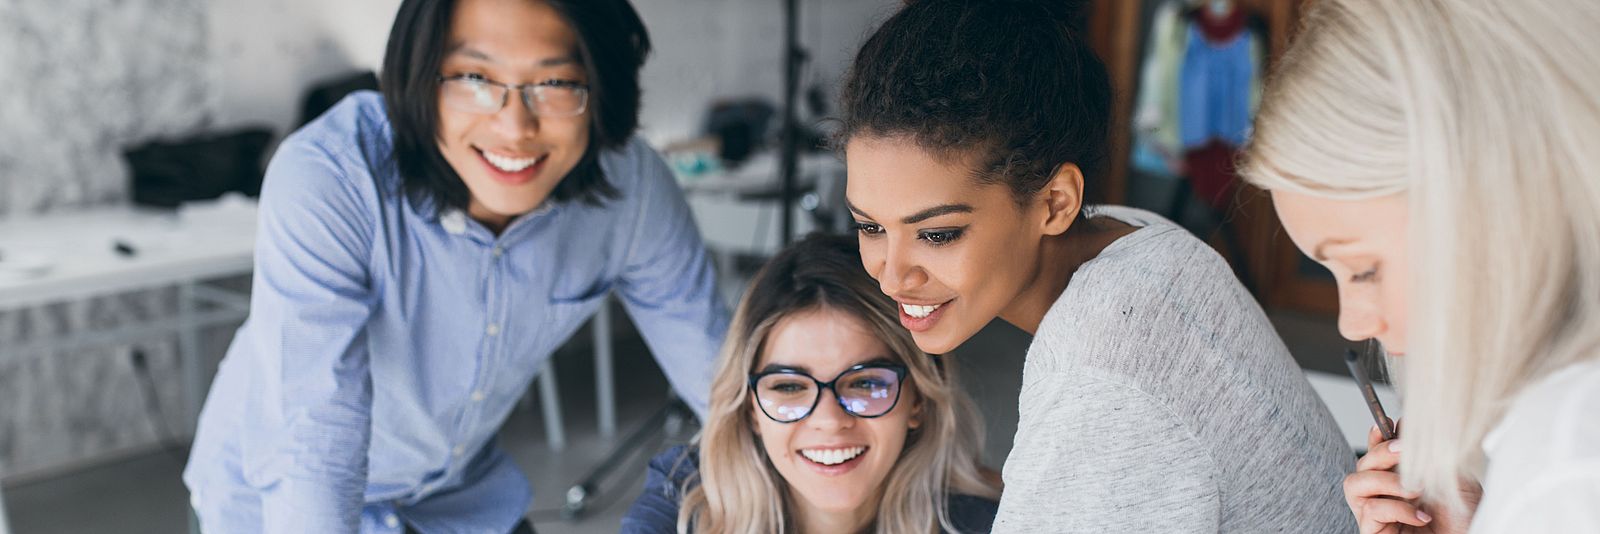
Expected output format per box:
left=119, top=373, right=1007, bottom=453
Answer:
left=555, top=394, right=694, bottom=519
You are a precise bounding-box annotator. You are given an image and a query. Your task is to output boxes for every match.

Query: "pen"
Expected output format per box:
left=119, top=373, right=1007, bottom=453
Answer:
left=1344, top=345, right=1396, bottom=442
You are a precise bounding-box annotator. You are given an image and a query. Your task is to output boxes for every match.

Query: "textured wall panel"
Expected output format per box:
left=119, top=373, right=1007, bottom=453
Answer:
left=0, top=0, right=218, bottom=477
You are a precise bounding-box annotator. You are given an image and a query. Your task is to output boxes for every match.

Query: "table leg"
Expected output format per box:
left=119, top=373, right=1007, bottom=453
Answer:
left=0, top=462, right=12, bottom=534
left=181, top=282, right=204, bottom=534
left=179, top=282, right=203, bottom=436
left=593, top=299, right=616, bottom=439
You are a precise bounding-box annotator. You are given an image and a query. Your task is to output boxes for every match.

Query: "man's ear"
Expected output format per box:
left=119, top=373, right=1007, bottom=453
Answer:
left=1038, top=163, right=1085, bottom=236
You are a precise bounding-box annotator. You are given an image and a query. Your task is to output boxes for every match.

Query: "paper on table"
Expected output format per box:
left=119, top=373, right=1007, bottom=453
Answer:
left=0, top=250, right=55, bottom=281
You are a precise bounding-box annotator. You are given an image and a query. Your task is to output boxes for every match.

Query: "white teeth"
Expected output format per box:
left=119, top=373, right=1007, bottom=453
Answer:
left=901, top=302, right=942, bottom=318
left=482, top=150, right=542, bottom=173
left=800, top=446, right=866, bottom=466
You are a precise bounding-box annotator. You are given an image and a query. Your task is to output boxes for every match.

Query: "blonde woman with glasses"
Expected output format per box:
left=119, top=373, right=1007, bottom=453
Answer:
left=622, top=234, right=1001, bottom=533
left=1243, top=0, right=1600, bottom=532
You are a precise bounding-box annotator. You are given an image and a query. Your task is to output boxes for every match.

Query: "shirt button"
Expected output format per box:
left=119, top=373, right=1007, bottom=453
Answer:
left=384, top=514, right=400, bottom=529
left=486, top=323, right=500, bottom=336
left=471, top=390, right=485, bottom=402
left=492, top=246, right=504, bottom=257
left=453, top=445, right=466, bottom=457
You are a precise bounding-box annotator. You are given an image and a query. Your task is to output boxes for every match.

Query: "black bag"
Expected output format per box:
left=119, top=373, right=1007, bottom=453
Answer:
left=702, top=99, right=776, bottom=166
left=123, top=127, right=274, bottom=208
left=300, top=71, right=380, bottom=127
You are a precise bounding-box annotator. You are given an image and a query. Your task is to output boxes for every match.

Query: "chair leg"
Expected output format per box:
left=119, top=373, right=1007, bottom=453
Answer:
left=538, top=359, right=566, bottom=451
left=561, top=396, right=688, bottom=519
left=592, top=300, right=616, bottom=439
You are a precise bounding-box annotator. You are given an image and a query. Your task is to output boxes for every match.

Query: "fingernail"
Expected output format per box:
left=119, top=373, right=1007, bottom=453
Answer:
left=1389, top=440, right=1402, bottom=453
left=1417, top=510, right=1432, bottom=522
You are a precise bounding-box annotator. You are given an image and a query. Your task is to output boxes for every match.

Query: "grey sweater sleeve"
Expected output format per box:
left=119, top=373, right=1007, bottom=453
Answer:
left=993, top=371, right=1221, bottom=533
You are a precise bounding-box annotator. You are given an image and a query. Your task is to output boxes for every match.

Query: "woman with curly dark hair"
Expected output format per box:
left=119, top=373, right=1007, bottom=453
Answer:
left=836, top=0, right=1356, bottom=531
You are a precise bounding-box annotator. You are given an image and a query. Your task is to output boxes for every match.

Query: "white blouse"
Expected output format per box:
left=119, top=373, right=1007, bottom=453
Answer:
left=1470, top=358, right=1600, bottom=533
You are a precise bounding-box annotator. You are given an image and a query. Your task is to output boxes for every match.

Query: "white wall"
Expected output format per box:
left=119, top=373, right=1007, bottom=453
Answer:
left=0, top=0, right=211, bottom=214
left=632, top=0, right=898, bottom=143
left=0, top=0, right=214, bottom=477
left=206, top=0, right=401, bottom=134
left=206, top=0, right=898, bottom=144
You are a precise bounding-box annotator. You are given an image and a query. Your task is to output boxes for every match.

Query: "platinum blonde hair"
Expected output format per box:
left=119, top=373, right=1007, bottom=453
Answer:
left=677, top=234, right=999, bottom=533
left=1243, top=0, right=1600, bottom=511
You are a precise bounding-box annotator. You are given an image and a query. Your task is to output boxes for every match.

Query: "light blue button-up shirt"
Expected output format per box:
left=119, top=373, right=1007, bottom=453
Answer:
left=183, top=92, right=729, bottom=534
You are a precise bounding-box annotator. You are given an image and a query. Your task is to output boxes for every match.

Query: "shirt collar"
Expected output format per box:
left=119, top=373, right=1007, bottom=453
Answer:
left=440, top=209, right=469, bottom=235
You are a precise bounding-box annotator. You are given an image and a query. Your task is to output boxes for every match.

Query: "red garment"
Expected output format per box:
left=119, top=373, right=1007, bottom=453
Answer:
left=1194, top=4, right=1247, bottom=44
left=1183, top=139, right=1240, bottom=211
left=1183, top=3, right=1251, bottom=211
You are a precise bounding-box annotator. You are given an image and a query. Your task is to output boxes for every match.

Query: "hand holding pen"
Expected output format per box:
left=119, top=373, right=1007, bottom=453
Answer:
left=1340, top=344, right=1476, bottom=534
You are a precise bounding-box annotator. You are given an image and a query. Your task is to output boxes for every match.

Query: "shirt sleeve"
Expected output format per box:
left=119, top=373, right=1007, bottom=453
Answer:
left=614, top=141, right=730, bottom=422
left=246, top=137, right=380, bottom=533
left=992, top=372, right=1222, bottom=534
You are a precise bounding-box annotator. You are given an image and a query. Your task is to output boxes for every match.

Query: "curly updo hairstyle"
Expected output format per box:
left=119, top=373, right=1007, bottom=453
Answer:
left=837, top=0, right=1112, bottom=208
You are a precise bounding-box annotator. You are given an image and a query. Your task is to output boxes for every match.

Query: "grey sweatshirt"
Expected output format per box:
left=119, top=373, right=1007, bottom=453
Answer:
left=992, top=207, right=1356, bottom=533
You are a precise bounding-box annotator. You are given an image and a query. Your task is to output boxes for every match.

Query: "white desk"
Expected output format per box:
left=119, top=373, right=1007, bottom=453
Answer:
left=0, top=200, right=260, bottom=430
left=0, top=200, right=258, bottom=534
left=680, top=153, right=840, bottom=300
left=0, top=198, right=600, bottom=532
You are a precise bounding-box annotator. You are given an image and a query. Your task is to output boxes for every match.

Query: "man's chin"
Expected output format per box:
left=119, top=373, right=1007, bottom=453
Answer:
left=481, top=201, right=547, bottom=218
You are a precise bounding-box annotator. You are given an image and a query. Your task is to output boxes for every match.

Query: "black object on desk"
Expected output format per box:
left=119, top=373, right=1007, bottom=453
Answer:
left=124, top=127, right=274, bottom=208
left=113, top=240, right=138, bottom=257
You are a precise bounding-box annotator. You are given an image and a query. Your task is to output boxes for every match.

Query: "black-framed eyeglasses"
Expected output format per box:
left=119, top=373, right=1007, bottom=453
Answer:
left=438, top=75, right=590, bottom=118
left=748, top=363, right=909, bottom=423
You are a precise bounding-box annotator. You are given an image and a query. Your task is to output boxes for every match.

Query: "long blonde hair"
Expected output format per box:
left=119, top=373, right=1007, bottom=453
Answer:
left=1242, top=0, right=1600, bottom=511
left=677, top=234, right=999, bottom=533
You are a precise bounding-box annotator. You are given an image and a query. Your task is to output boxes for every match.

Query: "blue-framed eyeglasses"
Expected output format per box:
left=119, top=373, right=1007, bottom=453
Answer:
left=748, top=362, right=909, bottom=423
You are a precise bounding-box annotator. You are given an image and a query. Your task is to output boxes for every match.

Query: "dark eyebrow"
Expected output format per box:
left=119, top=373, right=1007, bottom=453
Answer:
left=845, top=197, right=871, bottom=219
left=446, top=45, right=579, bottom=68
left=1311, top=238, right=1352, bottom=262
left=901, top=204, right=973, bottom=225
left=858, top=356, right=898, bottom=367
left=758, top=356, right=899, bottom=377
left=845, top=198, right=974, bottom=225
left=536, top=56, right=580, bottom=67
left=759, top=363, right=808, bottom=374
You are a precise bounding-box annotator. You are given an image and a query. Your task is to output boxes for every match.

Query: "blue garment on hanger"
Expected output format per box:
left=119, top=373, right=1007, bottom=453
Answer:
left=1130, top=0, right=1189, bottom=178
left=1179, top=25, right=1256, bottom=149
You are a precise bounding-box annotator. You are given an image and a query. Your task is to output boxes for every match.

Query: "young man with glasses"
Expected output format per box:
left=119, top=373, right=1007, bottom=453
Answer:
left=183, top=0, right=728, bottom=532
